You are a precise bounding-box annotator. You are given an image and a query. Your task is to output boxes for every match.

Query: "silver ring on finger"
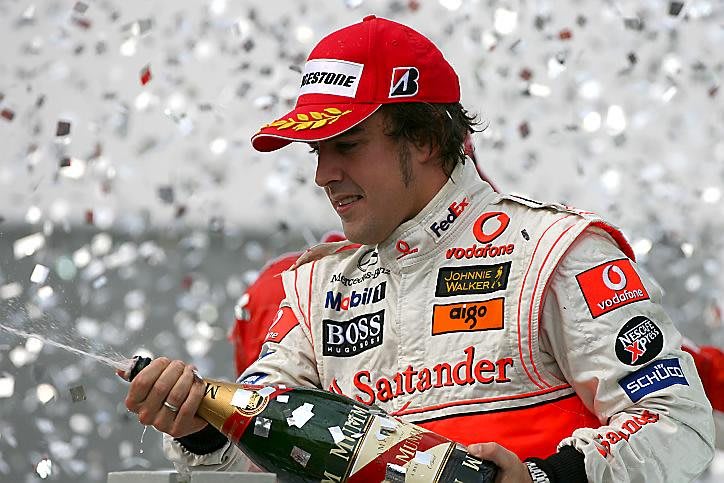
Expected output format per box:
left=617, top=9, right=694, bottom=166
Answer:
left=163, top=400, right=180, bottom=413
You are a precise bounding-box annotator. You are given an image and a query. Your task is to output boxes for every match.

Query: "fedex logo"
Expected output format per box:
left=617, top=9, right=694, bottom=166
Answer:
left=430, top=198, right=469, bottom=238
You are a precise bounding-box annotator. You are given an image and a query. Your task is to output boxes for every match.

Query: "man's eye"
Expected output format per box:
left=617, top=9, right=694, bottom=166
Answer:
left=335, top=142, right=356, bottom=152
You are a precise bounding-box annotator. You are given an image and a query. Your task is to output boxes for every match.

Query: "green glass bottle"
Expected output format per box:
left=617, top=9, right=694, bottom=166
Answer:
left=128, top=357, right=497, bottom=482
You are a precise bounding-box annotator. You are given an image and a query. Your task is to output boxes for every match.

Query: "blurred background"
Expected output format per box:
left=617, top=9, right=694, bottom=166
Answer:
left=0, top=0, right=722, bottom=481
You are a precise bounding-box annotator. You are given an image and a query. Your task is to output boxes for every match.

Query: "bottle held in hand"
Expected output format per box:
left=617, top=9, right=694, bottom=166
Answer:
left=127, top=356, right=497, bottom=483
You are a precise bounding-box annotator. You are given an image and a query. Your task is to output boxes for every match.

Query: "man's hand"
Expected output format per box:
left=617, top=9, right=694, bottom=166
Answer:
left=467, top=442, right=533, bottom=483
left=118, top=357, right=208, bottom=438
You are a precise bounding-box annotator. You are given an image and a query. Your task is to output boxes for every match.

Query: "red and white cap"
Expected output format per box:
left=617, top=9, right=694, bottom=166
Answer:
left=251, top=15, right=460, bottom=152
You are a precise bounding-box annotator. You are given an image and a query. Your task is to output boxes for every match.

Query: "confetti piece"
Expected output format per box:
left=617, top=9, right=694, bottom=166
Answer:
left=69, top=385, right=86, bottom=402
left=73, top=1, right=88, bottom=14
left=377, top=416, right=397, bottom=430
left=668, top=1, right=684, bottom=16
left=289, top=403, right=314, bottom=428
left=328, top=426, right=345, bottom=444
left=277, top=394, right=289, bottom=403
left=56, top=120, right=71, bottom=137
left=0, top=374, right=15, bottom=398
left=0, top=283, right=23, bottom=299
left=290, top=446, right=311, bottom=467
left=140, top=65, right=152, bottom=85
left=1, top=108, right=14, bottom=121
left=414, top=450, right=433, bottom=466
left=230, top=388, right=253, bottom=409
left=30, top=264, right=50, bottom=284
left=257, top=386, right=275, bottom=397
left=254, top=417, right=271, bottom=438
left=385, top=463, right=406, bottom=482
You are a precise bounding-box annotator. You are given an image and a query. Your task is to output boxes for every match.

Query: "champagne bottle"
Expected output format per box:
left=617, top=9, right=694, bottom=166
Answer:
left=127, top=357, right=497, bottom=483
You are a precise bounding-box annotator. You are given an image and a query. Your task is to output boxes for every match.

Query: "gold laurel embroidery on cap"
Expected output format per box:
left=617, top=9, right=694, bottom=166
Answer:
left=265, top=108, right=352, bottom=131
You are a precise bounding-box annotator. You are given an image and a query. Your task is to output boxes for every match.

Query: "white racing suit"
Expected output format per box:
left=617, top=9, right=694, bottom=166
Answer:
left=164, top=160, right=714, bottom=481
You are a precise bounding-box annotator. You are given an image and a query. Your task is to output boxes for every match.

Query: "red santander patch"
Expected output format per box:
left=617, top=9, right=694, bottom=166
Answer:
left=264, top=307, right=299, bottom=343
left=576, top=259, right=650, bottom=318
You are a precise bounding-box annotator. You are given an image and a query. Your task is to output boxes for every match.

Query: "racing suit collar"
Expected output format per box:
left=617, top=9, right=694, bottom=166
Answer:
left=377, top=158, right=497, bottom=267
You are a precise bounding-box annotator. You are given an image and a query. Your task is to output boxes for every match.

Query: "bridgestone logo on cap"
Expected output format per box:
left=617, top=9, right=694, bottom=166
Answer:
left=298, top=59, right=363, bottom=98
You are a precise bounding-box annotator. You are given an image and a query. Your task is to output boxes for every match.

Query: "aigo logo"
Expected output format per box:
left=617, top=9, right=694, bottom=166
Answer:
left=432, top=298, right=505, bottom=335
left=473, top=212, right=510, bottom=244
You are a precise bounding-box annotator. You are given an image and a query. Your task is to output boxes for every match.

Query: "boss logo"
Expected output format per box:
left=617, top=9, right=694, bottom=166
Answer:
left=322, top=309, right=384, bottom=357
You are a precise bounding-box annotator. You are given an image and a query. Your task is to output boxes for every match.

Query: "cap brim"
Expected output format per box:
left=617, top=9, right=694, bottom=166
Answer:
left=251, top=103, right=381, bottom=152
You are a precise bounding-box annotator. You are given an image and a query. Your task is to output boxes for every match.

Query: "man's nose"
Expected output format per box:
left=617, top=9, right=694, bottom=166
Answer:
left=314, top=151, right=344, bottom=187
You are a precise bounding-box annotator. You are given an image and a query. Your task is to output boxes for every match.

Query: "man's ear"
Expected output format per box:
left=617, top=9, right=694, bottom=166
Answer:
left=413, top=139, right=439, bottom=165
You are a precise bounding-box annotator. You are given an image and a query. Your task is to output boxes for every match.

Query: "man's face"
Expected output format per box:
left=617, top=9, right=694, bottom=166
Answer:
left=313, top=111, right=429, bottom=245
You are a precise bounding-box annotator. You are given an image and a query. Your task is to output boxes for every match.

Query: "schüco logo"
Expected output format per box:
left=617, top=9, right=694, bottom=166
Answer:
left=430, top=198, right=469, bottom=238
left=322, top=310, right=384, bottom=358
left=325, top=282, right=386, bottom=312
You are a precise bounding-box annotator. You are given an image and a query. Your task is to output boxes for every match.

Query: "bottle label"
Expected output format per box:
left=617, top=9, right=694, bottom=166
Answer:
left=322, top=405, right=456, bottom=482
left=197, top=380, right=289, bottom=444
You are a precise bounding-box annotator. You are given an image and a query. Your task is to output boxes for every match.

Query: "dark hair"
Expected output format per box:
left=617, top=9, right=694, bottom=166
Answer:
left=380, top=102, right=480, bottom=177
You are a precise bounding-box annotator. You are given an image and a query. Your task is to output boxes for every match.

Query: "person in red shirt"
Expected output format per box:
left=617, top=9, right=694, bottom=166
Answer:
left=228, top=231, right=346, bottom=376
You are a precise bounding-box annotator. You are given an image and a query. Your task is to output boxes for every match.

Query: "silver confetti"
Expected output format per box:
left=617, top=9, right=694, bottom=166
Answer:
left=253, top=417, right=271, bottom=438
left=289, top=403, right=314, bottom=428
left=69, top=385, right=86, bottom=403
left=290, top=446, right=311, bottom=468
left=385, top=462, right=406, bottom=483
left=328, top=426, right=345, bottom=444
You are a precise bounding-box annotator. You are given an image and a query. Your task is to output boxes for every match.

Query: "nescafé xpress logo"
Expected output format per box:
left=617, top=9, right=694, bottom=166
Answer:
left=615, top=316, right=663, bottom=366
left=435, top=262, right=511, bottom=297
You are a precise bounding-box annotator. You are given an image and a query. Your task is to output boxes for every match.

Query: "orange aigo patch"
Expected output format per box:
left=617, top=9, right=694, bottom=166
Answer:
left=432, top=298, right=505, bottom=335
left=264, top=108, right=352, bottom=131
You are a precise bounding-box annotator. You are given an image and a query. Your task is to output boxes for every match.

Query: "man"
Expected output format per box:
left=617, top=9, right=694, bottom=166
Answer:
left=123, top=16, right=715, bottom=481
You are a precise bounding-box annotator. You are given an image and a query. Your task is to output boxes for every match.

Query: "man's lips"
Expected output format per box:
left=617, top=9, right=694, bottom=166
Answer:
left=334, top=195, right=363, bottom=207
left=330, top=194, right=364, bottom=213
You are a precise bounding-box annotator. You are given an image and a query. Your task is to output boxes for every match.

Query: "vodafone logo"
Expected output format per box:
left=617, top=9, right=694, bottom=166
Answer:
left=473, top=212, right=510, bottom=244
left=602, top=265, right=627, bottom=291
left=576, top=259, right=650, bottom=318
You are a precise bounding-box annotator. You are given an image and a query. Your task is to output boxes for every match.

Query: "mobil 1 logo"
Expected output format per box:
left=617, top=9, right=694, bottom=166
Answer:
left=323, top=309, right=384, bottom=358
left=615, top=316, right=663, bottom=366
